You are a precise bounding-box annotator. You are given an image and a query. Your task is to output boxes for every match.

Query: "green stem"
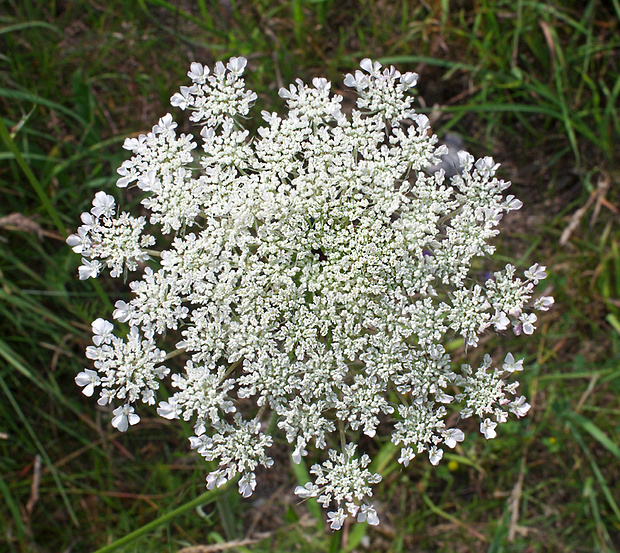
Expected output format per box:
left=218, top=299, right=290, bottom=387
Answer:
left=92, top=483, right=233, bottom=553
left=163, top=347, right=186, bottom=361
left=338, top=420, right=347, bottom=458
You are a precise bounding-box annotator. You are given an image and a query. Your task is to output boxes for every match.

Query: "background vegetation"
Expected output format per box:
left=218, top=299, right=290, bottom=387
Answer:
left=0, top=0, right=618, bottom=551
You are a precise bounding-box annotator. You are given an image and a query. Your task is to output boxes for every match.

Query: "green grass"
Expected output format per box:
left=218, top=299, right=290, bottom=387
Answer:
left=1, top=0, right=618, bottom=551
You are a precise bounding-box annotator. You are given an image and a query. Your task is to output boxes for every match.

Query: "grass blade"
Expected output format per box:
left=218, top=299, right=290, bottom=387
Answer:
left=0, top=88, right=87, bottom=127
left=566, top=418, right=620, bottom=521
left=0, top=472, right=26, bottom=550
left=0, top=116, right=65, bottom=234
left=0, top=21, right=61, bottom=36
left=92, top=484, right=233, bottom=553
left=565, top=411, right=620, bottom=460
left=0, top=375, right=79, bottom=527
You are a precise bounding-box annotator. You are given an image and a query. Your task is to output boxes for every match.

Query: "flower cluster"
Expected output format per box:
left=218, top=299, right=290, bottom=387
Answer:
left=69, top=57, right=552, bottom=529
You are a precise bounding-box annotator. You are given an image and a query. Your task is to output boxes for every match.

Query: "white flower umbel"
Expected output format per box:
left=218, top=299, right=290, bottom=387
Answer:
left=296, top=443, right=382, bottom=527
left=69, top=57, right=552, bottom=529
